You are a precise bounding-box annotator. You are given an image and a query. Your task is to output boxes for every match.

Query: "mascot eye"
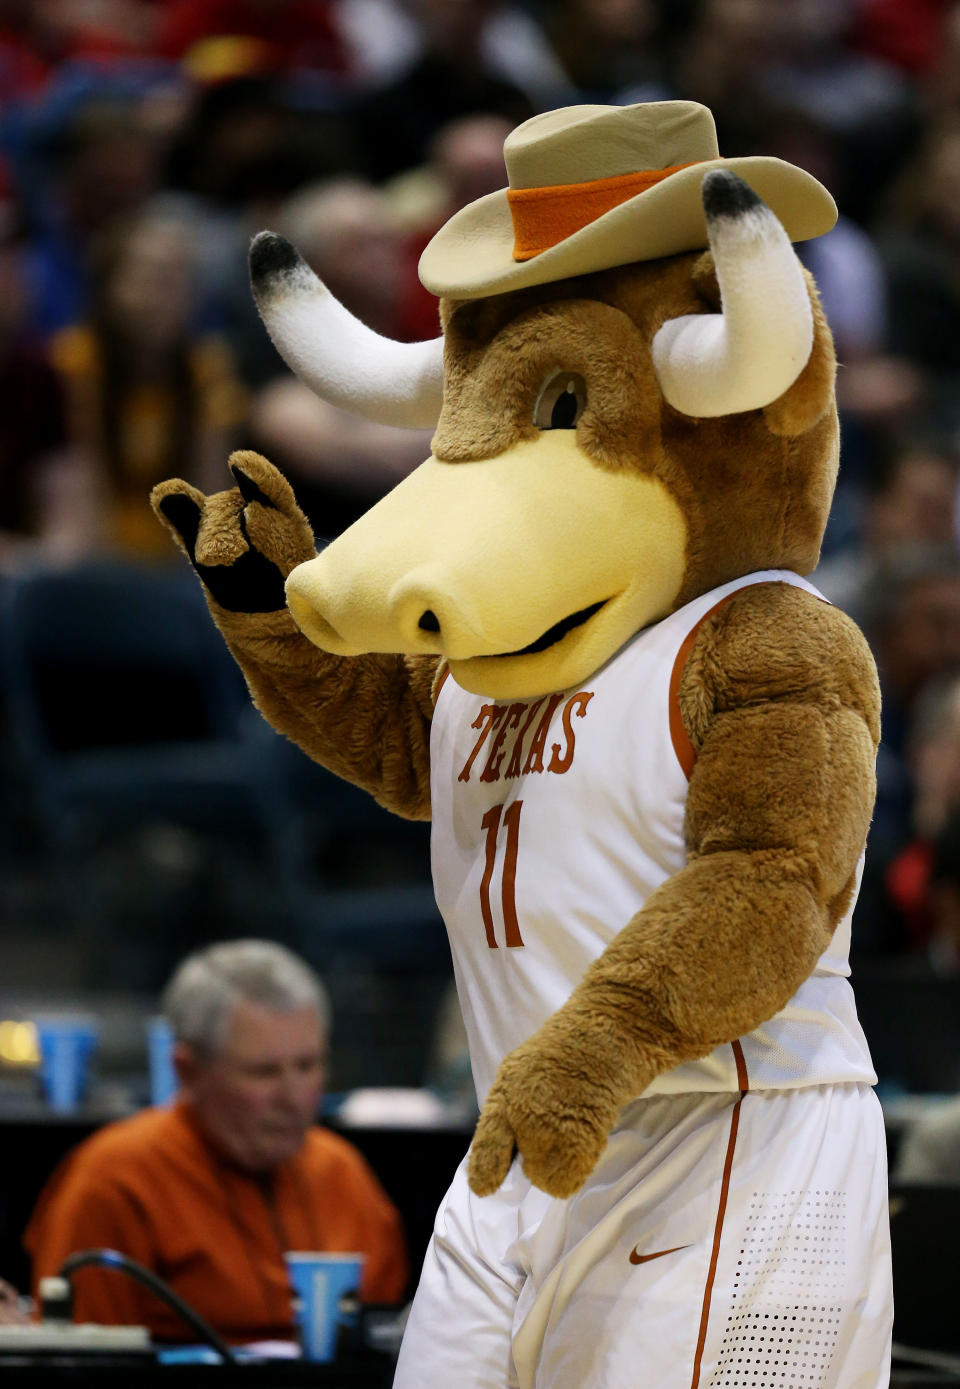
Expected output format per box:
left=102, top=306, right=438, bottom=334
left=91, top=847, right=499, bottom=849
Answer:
left=534, top=372, right=586, bottom=430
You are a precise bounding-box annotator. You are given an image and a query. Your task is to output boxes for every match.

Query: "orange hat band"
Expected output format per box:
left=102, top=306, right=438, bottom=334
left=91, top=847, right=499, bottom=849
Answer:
left=507, top=163, right=701, bottom=263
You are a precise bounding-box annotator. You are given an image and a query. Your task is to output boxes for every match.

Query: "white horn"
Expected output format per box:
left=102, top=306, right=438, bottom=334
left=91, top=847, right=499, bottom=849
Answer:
left=651, top=171, right=814, bottom=418
left=249, top=231, right=444, bottom=429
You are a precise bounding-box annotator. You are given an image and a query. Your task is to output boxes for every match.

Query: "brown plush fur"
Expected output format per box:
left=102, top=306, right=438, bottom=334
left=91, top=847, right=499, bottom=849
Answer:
left=218, top=607, right=438, bottom=821
left=153, top=248, right=878, bottom=1201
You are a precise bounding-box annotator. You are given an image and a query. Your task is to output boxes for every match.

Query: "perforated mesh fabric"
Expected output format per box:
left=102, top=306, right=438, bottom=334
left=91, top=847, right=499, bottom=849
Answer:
left=710, top=1191, right=846, bottom=1386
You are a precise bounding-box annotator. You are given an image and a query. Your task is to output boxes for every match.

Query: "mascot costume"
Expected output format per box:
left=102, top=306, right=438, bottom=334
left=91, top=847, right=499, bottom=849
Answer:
left=153, top=102, right=893, bottom=1388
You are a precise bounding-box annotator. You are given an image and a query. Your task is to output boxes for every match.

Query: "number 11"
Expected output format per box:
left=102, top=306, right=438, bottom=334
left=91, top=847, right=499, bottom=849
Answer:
left=479, top=801, right=524, bottom=949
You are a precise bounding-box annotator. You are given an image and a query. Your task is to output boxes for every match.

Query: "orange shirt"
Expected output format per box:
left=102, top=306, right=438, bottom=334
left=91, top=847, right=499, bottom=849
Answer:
left=24, top=1101, right=408, bottom=1344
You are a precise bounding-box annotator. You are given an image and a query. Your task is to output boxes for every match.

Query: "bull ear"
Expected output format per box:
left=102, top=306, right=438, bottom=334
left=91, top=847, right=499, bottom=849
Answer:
left=651, top=171, right=814, bottom=418
left=249, top=232, right=445, bottom=429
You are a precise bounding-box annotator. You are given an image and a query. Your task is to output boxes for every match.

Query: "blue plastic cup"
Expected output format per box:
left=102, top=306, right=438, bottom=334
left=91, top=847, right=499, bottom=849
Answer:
left=284, top=1252, right=365, bottom=1362
left=36, top=1019, right=98, bottom=1112
left=147, top=1017, right=177, bottom=1106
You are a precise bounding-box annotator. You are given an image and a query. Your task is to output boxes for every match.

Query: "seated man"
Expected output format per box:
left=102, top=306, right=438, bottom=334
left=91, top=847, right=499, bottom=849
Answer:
left=25, top=940, right=408, bottom=1345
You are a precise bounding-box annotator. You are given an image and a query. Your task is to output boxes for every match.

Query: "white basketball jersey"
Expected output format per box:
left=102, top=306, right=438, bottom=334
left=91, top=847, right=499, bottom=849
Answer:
left=429, top=570, right=877, bottom=1108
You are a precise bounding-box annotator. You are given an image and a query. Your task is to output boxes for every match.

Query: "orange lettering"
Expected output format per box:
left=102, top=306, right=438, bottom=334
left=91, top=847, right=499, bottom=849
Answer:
left=481, top=703, right=526, bottom=783
left=501, top=801, right=524, bottom=946
left=522, top=694, right=564, bottom=774
left=504, top=699, right=544, bottom=779
left=479, top=804, right=502, bottom=948
left=547, top=691, right=594, bottom=773
left=478, top=801, right=525, bottom=948
left=459, top=704, right=501, bottom=782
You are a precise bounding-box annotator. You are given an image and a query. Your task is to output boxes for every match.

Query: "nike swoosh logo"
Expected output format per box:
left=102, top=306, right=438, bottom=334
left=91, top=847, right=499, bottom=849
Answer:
left=629, top=1243, right=691, bottom=1266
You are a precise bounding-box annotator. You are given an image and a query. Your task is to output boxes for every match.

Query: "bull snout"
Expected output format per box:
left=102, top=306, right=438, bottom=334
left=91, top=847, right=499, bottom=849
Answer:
left=284, top=434, right=688, bottom=698
left=286, top=549, right=491, bottom=661
left=388, top=569, right=465, bottom=651
left=283, top=453, right=528, bottom=661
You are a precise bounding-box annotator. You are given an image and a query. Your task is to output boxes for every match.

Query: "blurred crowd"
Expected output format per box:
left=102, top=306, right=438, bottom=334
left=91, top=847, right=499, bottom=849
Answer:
left=3, top=0, right=960, bottom=973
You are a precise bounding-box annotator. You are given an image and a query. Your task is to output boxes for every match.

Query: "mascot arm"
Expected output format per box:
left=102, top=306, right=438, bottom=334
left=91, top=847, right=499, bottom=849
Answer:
left=468, top=582, right=880, bottom=1199
left=152, top=451, right=438, bottom=820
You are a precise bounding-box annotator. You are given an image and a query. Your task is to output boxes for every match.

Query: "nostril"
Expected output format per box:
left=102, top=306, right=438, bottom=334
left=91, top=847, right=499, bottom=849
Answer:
left=418, top=609, right=441, bottom=634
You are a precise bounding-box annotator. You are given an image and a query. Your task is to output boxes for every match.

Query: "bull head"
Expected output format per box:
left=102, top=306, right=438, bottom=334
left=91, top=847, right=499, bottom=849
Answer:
left=251, top=171, right=835, bottom=701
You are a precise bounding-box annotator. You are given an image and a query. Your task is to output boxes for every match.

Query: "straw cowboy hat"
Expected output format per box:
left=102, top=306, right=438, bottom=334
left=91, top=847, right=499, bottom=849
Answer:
left=419, top=100, right=837, bottom=300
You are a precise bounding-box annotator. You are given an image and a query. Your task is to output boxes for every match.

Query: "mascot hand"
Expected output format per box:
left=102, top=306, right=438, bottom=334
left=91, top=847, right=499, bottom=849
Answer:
left=467, top=1018, right=628, bottom=1200
left=151, top=451, right=316, bottom=613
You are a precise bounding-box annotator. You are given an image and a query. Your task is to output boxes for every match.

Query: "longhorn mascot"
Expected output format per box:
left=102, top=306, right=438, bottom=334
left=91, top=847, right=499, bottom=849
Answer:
left=153, top=103, right=893, bottom=1388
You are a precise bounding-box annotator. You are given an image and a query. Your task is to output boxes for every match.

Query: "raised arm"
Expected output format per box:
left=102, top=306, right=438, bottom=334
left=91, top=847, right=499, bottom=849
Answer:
left=469, top=582, right=881, bottom=1196
left=152, top=451, right=440, bottom=820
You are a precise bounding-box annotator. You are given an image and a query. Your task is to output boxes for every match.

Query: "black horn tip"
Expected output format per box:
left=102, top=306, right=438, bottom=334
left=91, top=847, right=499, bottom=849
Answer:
left=702, top=169, right=763, bottom=220
left=249, top=231, right=303, bottom=289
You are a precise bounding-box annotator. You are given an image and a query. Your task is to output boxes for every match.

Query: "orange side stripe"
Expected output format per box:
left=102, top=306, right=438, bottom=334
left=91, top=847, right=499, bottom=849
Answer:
left=731, top=1039, right=749, bottom=1092
left=690, top=1089, right=745, bottom=1389
left=668, top=593, right=738, bottom=780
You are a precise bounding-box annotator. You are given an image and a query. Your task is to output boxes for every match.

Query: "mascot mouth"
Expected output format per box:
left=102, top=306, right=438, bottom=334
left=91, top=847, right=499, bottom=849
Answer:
left=497, top=599, right=608, bottom=658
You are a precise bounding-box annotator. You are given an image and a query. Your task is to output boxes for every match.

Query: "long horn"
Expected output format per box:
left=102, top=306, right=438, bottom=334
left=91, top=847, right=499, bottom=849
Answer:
left=651, top=171, right=814, bottom=418
left=249, top=231, right=444, bottom=429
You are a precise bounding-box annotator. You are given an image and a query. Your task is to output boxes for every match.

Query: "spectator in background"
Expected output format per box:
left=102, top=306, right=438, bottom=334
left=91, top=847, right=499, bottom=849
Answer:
left=926, top=808, right=960, bottom=974
left=674, top=0, right=916, bottom=224
left=815, top=436, right=959, bottom=629
left=155, top=0, right=351, bottom=81
left=924, top=0, right=960, bottom=120
left=0, top=210, right=73, bottom=564
left=851, top=0, right=952, bottom=81
left=424, top=112, right=514, bottom=220
left=160, top=73, right=359, bottom=390
left=672, top=0, right=819, bottom=149
left=541, top=0, right=668, bottom=104
left=0, top=0, right=152, bottom=102
left=384, top=113, right=513, bottom=340
left=862, top=680, right=960, bottom=955
left=877, top=114, right=960, bottom=404
left=863, top=547, right=960, bottom=755
left=853, top=550, right=960, bottom=951
left=18, top=95, right=164, bottom=337
left=161, top=73, right=354, bottom=214
left=47, top=206, right=246, bottom=560
left=335, top=0, right=573, bottom=109
left=349, top=0, right=534, bottom=183
left=246, top=177, right=432, bottom=536
left=0, top=0, right=56, bottom=102
left=25, top=940, right=408, bottom=1346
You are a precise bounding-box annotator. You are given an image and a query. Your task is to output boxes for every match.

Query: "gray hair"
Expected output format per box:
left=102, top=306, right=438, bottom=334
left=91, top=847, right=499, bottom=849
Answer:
left=161, top=940, right=331, bottom=1054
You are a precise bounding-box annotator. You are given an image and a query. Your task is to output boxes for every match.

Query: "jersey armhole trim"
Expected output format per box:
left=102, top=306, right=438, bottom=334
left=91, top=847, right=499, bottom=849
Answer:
left=668, top=592, right=739, bottom=780
left=432, top=664, right=452, bottom=707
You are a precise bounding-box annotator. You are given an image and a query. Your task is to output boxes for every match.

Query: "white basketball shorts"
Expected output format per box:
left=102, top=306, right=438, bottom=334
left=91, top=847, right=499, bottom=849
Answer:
left=393, top=1082, right=892, bottom=1389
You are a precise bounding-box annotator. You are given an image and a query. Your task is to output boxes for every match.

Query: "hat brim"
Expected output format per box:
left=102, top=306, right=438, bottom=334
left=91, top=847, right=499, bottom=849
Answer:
left=419, top=156, right=837, bottom=300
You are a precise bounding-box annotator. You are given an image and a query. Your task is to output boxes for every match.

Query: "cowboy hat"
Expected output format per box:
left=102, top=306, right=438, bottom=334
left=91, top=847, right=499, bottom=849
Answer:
left=418, top=100, right=837, bottom=300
